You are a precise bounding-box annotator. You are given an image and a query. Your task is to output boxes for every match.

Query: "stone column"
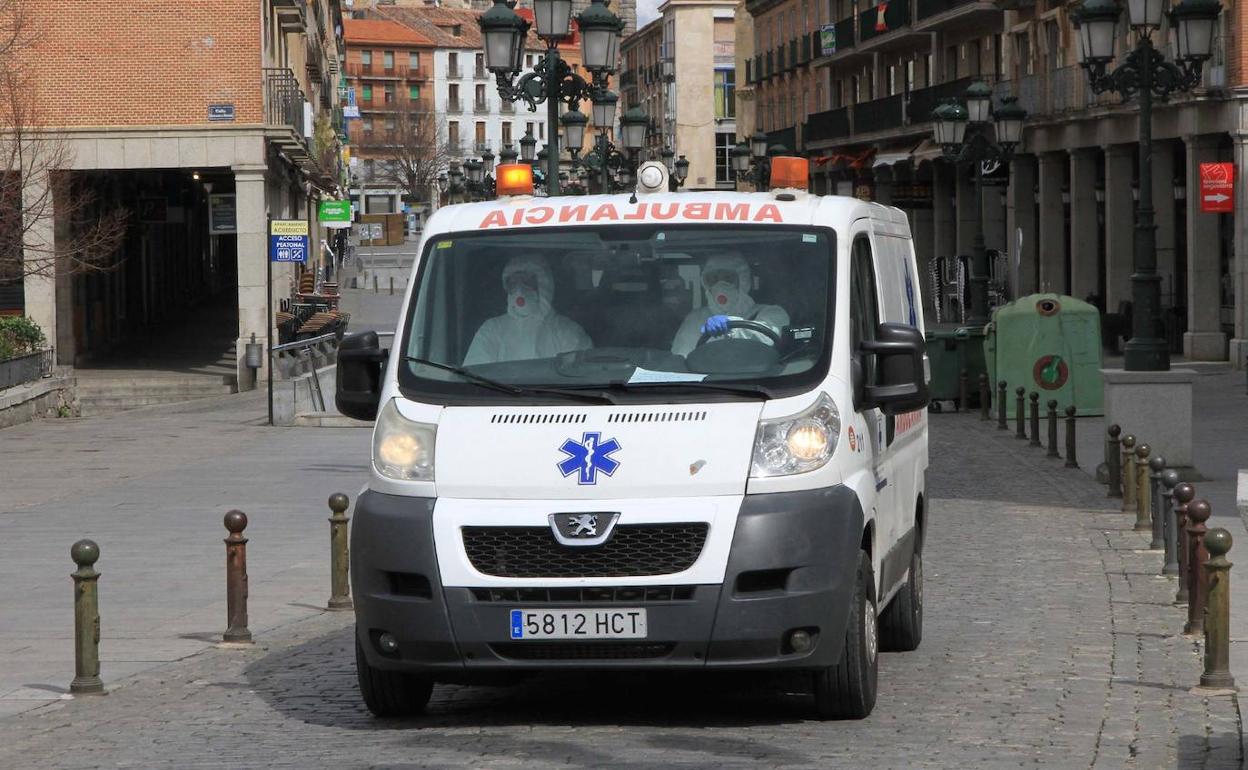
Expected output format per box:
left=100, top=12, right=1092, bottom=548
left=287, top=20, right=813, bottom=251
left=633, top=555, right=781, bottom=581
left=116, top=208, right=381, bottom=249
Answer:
left=20, top=171, right=58, bottom=361
left=955, top=164, right=975, bottom=255
left=1104, top=144, right=1135, bottom=313
left=1151, top=140, right=1177, bottom=313
left=1037, top=152, right=1065, bottom=294
left=234, top=166, right=270, bottom=390
left=932, top=160, right=956, bottom=262
left=1232, top=133, right=1248, bottom=369
left=1069, top=148, right=1099, bottom=300
left=1007, top=154, right=1038, bottom=297
left=1183, top=135, right=1226, bottom=360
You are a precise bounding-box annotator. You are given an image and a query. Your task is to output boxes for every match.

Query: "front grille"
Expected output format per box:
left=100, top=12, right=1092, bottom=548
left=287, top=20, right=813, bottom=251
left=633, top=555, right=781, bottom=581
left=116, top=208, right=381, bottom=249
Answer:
left=490, top=642, right=677, bottom=660
left=462, top=524, right=709, bottom=578
left=470, top=585, right=696, bottom=603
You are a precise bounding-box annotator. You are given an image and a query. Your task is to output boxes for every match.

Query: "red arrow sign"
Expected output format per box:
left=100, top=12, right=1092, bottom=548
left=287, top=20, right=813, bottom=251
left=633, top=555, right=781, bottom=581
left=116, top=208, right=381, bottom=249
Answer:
left=1200, top=162, right=1234, bottom=213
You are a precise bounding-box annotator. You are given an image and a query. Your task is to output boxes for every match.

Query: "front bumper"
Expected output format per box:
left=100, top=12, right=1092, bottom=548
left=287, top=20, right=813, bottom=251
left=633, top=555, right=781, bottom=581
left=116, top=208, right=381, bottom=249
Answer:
left=350, top=487, right=864, bottom=673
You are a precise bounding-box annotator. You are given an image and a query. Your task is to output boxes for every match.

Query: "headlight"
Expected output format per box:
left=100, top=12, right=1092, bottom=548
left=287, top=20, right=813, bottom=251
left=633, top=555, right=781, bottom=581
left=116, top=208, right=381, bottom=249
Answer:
left=373, top=399, right=436, bottom=481
left=751, top=393, right=840, bottom=478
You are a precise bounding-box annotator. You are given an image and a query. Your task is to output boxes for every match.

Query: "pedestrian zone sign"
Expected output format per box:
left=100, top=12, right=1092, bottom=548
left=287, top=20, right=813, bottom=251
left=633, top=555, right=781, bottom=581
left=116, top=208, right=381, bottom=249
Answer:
left=269, top=220, right=309, bottom=263
left=1200, top=162, right=1233, bottom=213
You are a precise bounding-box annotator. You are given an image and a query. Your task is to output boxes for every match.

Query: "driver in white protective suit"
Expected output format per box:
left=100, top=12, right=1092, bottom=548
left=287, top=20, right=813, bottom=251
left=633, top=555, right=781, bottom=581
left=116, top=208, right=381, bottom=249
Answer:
left=671, top=253, right=790, bottom=357
left=463, top=254, right=592, bottom=365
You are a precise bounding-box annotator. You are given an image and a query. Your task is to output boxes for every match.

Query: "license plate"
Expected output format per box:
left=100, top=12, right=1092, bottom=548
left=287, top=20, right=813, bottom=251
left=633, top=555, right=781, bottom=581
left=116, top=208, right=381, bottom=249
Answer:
left=509, top=608, right=647, bottom=640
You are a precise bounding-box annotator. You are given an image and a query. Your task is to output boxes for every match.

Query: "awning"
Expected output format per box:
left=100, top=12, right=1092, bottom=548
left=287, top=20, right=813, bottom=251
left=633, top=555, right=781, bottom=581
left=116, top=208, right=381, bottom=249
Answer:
left=872, top=152, right=913, bottom=169
left=910, top=138, right=944, bottom=165
left=871, top=138, right=940, bottom=169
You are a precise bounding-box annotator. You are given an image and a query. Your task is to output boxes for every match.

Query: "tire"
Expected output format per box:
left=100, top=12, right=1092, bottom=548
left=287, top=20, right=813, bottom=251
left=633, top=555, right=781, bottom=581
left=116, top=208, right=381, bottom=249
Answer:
left=355, top=634, right=433, bottom=718
left=812, top=550, right=878, bottom=720
left=879, top=546, right=923, bottom=652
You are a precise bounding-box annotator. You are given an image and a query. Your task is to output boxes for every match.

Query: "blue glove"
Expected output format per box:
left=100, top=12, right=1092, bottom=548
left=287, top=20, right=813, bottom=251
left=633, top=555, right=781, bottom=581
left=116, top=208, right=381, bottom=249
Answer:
left=701, top=315, right=731, bottom=336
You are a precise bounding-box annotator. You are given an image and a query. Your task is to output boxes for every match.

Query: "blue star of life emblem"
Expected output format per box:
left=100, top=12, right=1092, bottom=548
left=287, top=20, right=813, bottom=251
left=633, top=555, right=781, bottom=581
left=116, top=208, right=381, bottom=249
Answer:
left=557, top=432, right=622, bottom=485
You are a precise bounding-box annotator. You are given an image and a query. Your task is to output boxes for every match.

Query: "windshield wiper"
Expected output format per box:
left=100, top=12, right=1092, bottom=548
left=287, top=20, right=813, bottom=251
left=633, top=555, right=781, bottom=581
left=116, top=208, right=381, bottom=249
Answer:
left=401, top=357, right=616, bottom=404
left=584, top=380, right=774, bottom=400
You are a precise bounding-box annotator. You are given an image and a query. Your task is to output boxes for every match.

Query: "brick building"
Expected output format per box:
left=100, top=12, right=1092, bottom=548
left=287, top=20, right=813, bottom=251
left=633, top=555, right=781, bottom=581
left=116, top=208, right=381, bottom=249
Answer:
left=7, top=0, right=347, bottom=387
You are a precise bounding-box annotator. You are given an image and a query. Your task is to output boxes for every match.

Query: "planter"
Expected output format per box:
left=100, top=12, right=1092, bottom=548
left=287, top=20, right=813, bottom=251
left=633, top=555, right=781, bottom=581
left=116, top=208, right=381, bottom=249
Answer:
left=0, top=349, right=52, bottom=390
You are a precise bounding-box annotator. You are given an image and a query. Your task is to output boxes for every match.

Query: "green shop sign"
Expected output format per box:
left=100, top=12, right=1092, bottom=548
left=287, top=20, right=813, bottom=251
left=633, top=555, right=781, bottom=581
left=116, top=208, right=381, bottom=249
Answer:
left=319, top=200, right=352, bottom=228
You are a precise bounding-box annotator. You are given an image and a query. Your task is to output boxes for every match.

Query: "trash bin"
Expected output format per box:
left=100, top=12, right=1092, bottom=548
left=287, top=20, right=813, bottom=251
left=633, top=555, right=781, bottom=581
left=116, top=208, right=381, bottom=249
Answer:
left=984, top=293, right=1103, bottom=418
left=924, top=323, right=987, bottom=411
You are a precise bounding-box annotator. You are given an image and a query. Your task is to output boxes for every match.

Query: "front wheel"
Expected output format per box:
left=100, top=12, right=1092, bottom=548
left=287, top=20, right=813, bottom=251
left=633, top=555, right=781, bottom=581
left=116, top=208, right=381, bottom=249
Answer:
left=356, top=634, right=433, bottom=718
left=880, top=547, right=923, bottom=652
left=812, top=550, right=878, bottom=720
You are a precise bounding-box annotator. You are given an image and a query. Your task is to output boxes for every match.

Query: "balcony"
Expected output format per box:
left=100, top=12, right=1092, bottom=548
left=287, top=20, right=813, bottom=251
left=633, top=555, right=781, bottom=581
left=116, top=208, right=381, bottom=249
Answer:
left=905, top=76, right=982, bottom=123
left=859, top=0, right=910, bottom=44
left=474, top=99, right=489, bottom=113
left=916, top=0, right=977, bottom=19
left=998, top=66, right=1117, bottom=120
left=447, top=98, right=462, bottom=113
left=446, top=64, right=461, bottom=79
left=814, top=16, right=856, bottom=59
left=475, top=66, right=489, bottom=80
left=805, top=105, right=851, bottom=142
left=263, top=67, right=309, bottom=160
left=271, top=0, right=306, bottom=33
left=346, top=62, right=428, bottom=80
left=853, top=92, right=906, bottom=133
left=789, top=39, right=798, bottom=70
left=767, top=127, right=797, bottom=152
left=500, top=100, right=515, bottom=114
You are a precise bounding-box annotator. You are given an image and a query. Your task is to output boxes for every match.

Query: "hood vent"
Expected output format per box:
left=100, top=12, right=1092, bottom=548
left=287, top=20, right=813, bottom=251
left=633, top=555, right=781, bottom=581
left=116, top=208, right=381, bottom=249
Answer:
left=607, top=410, right=707, bottom=424
left=490, top=413, right=587, bottom=425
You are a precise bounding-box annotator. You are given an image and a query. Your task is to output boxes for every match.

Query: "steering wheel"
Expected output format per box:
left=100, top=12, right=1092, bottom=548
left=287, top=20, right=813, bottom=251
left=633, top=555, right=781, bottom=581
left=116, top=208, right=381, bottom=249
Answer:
left=695, top=319, right=782, bottom=348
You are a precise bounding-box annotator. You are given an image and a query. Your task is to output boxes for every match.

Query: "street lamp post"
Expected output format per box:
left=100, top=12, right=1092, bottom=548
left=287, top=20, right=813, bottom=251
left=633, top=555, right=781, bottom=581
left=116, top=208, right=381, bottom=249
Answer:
left=1072, top=0, right=1221, bottom=371
left=479, top=0, right=624, bottom=197
left=931, top=83, right=1026, bottom=328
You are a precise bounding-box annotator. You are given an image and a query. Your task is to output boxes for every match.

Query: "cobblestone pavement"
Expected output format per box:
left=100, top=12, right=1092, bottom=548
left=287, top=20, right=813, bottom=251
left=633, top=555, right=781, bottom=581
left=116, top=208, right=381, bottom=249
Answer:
left=0, top=413, right=1242, bottom=768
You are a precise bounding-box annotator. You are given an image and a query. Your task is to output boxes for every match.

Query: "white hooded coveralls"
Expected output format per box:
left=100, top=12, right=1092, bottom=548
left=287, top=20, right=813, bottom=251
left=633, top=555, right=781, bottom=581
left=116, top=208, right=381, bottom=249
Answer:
left=463, top=254, right=592, bottom=366
left=671, top=253, right=790, bottom=357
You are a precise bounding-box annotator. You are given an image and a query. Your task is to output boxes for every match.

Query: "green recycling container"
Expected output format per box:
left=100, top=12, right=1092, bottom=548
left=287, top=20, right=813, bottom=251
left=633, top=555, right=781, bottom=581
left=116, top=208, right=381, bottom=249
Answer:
left=983, top=293, right=1103, bottom=418
left=924, top=324, right=987, bottom=410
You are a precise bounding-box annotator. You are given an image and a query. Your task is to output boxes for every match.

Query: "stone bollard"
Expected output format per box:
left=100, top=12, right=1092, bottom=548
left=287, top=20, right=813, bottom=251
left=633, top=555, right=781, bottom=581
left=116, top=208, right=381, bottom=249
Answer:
left=1046, top=400, right=1060, bottom=458
left=1064, top=406, right=1079, bottom=469
left=1184, top=499, right=1212, bottom=636
left=1200, top=528, right=1236, bottom=691
left=1174, top=482, right=1196, bottom=604
left=327, top=493, right=353, bottom=611
left=1106, top=424, right=1123, bottom=498
left=1148, top=455, right=1166, bottom=550
left=70, top=540, right=105, bottom=695
left=1028, top=393, right=1041, bottom=448
left=1161, top=470, right=1181, bottom=577
left=223, top=511, right=253, bottom=644
left=1133, top=444, right=1152, bottom=533
left=979, top=374, right=990, bottom=421
left=373, top=275, right=379, bottom=294
left=389, top=276, right=395, bottom=296
left=958, top=369, right=968, bottom=413
left=997, top=381, right=1008, bottom=430
left=1121, top=435, right=1137, bottom=513
left=1015, top=387, right=1026, bottom=440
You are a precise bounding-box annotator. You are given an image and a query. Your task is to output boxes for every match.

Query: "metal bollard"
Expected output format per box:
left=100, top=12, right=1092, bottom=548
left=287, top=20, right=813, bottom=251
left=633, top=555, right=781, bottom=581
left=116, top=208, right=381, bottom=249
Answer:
left=389, top=276, right=394, bottom=296
left=1015, top=387, right=1026, bottom=440
left=1121, top=435, right=1137, bottom=513
left=997, top=381, right=1008, bottom=430
left=1133, top=443, right=1151, bottom=533
left=979, top=374, right=990, bottom=421
left=1174, top=482, right=1195, bottom=604
left=1028, top=393, right=1041, bottom=448
left=223, top=511, right=253, bottom=644
left=1161, top=470, right=1181, bottom=576
left=70, top=540, right=105, bottom=695
left=1106, top=424, right=1122, bottom=498
left=1148, top=455, right=1166, bottom=550
left=327, top=493, right=353, bottom=611
left=373, top=275, right=378, bottom=294
left=1184, top=499, right=1212, bottom=636
left=1046, top=400, right=1060, bottom=458
left=1200, top=528, right=1236, bottom=690
left=958, top=369, right=968, bottom=413
left=1064, top=406, right=1079, bottom=469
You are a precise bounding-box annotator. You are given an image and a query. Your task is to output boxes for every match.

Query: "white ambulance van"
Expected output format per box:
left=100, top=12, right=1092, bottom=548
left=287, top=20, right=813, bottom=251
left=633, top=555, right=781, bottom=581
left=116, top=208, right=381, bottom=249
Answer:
left=336, top=158, right=930, bottom=720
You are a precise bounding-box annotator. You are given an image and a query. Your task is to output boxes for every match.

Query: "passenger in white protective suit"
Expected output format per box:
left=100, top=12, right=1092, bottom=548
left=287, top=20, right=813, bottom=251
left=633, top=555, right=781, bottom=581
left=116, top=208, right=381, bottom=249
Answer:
left=671, top=254, right=790, bottom=357
left=463, top=254, right=592, bottom=365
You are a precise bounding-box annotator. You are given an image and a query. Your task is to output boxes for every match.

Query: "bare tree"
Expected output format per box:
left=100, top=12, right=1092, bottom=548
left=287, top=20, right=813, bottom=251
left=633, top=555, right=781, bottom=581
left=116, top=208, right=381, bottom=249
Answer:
left=0, top=0, right=127, bottom=285
left=354, top=108, right=454, bottom=202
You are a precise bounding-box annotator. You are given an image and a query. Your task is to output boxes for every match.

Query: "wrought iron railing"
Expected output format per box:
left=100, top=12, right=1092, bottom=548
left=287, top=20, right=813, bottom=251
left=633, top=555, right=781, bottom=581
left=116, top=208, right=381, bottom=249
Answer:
left=263, top=67, right=306, bottom=134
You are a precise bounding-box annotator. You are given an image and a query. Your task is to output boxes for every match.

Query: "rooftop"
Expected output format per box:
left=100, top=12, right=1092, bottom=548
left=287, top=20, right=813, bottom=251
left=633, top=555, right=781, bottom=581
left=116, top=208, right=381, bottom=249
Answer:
left=343, top=18, right=433, bottom=47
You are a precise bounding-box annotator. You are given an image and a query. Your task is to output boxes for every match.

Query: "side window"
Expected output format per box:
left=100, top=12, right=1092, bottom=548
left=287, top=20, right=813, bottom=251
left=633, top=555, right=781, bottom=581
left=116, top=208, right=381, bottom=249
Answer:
left=850, top=235, right=880, bottom=387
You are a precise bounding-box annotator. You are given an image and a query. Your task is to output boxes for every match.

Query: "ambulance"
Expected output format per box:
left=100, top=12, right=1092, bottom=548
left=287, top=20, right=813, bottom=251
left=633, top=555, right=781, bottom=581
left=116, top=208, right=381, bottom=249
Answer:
left=336, top=157, right=930, bottom=720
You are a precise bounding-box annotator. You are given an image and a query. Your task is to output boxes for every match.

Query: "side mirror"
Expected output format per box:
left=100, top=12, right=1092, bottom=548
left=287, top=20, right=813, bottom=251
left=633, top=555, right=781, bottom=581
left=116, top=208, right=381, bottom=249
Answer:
left=861, top=322, right=930, bottom=415
left=336, top=331, right=388, bottom=421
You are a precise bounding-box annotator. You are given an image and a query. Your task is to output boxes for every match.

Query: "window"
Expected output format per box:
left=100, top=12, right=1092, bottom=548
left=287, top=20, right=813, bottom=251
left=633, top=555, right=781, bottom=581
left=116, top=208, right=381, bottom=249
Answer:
left=384, top=83, right=395, bottom=103
left=385, top=115, right=397, bottom=131
left=539, top=122, right=545, bottom=140
left=475, top=52, right=484, bottom=73
left=448, top=121, right=459, bottom=149
left=945, top=45, right=958, bottom=80
left=410, top=51, right=421, bottom=69
left=849, top=236, right=880, bottom=387
left=525, top=53, right=534, bottom=69
left=475, top=83, right=486, bottom=108
left=448, top=83, right=459, bottom=107
left=968, top=40, right=981, bottom=77
left=362, top=84, right=373, bottom=102
left=362, top=117, right=374, bottom=133
left=888, top=64, right=897, bottom=96
left=383, top=50, right=395, bottom=70
left=361, top=50, right=372, bottom=67
left=714, top=69, right=736, bottom=119
left=905, top=59, right=915, bottom=92
left=502, top=122, right=512, bottom=146
left=475, top=121, right=486, bottom=146
left=715, top=131, right=734, bottom=184
left=409, top=84, right=421, bottom=100
left=448, top=52, right=459, bottom=74
left=526, top=121, right=535, bottom=138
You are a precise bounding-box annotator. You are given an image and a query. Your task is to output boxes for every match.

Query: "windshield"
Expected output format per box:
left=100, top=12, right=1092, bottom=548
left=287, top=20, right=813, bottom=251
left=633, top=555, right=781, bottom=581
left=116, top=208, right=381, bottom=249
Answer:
left=397, top=223, right=835, bottom=403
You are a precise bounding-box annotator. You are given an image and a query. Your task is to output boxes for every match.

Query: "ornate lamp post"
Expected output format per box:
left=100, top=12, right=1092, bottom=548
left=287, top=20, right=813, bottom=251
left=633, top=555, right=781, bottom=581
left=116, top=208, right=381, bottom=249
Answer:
left=479, top=0, right=624, bottom=197
left=1072, top=0, right=1221, bottom=371
left=732, top=133, right=780, bottom=190
left=931, top=81, right=1027, bottom=327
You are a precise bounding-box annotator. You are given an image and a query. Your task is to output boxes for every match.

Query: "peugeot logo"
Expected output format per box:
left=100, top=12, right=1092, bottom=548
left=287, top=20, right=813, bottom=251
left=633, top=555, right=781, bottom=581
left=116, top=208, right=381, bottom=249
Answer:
left=549, top=512, right=620, bottom=547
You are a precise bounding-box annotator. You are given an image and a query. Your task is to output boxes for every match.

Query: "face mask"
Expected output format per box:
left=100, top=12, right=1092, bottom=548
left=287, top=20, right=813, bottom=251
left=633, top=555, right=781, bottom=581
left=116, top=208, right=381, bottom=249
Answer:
left=708, top=281, right=748, bottom=315
left=508, top=287, right=538, bottom=318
